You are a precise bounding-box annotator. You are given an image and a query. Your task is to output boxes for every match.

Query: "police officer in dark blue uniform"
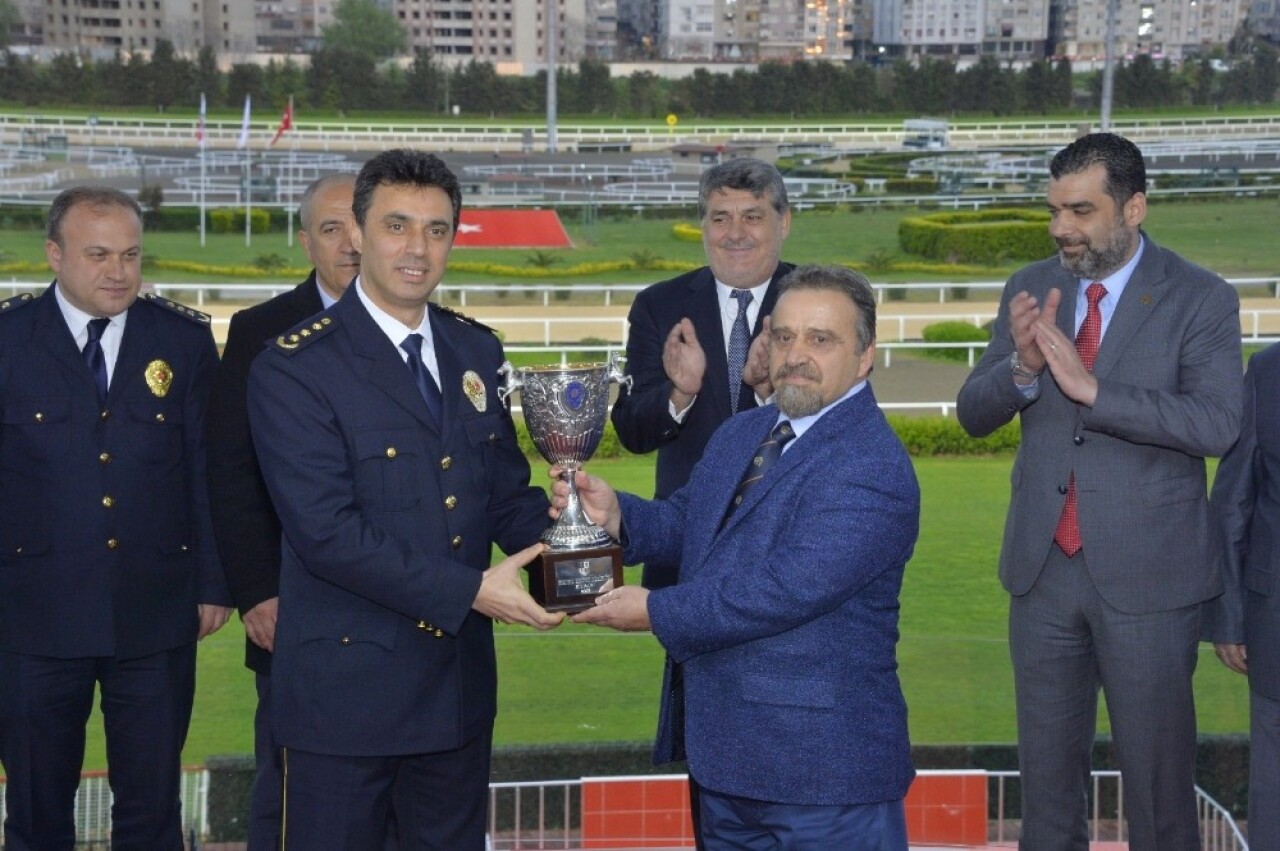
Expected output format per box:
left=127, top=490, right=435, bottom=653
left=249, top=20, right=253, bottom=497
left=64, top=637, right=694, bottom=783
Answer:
left=247, top=150, right=563, bottom=850
left=0, top=185, right=232, bottom=850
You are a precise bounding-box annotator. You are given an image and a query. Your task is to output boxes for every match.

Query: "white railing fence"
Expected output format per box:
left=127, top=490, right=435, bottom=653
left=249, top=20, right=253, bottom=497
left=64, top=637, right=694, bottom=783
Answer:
left=0, top=768, right=1246, bottom=849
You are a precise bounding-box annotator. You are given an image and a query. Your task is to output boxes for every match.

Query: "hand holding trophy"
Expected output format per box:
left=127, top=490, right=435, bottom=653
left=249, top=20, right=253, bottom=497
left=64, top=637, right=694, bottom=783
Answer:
left=497, top=352, right=632, bottom=613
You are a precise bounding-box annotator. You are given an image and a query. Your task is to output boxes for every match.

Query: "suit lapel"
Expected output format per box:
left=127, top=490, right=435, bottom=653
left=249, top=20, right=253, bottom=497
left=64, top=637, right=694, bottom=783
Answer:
left=430, top=307, right=463, bottom=427
left=687, top=270, right=731, bottom=418
left=341, top=294, right=439, bottom=431
left=1092, top=237, right=1167, bottom=379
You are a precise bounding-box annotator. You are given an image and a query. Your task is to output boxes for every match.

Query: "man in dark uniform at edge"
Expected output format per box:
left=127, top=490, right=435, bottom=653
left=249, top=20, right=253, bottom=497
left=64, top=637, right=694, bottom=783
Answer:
left=206, top=173, right=359, bottom=850
left=247, top=149, right=563, bottom=850
left=608, top=156, right=794, bottom=844
left=0, top=185, right=232, bottom=850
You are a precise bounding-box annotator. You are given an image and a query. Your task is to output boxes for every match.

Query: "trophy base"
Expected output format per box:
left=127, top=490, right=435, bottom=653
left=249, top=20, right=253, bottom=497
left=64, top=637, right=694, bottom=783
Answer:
left=528, top=545, right=624, bottom=614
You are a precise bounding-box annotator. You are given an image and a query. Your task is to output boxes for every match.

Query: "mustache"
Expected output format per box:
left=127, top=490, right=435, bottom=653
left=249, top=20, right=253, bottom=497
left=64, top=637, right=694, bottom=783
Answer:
left=774, top=363, right=819, bottom=382
left=1055, top=237, right=1088, bottom=248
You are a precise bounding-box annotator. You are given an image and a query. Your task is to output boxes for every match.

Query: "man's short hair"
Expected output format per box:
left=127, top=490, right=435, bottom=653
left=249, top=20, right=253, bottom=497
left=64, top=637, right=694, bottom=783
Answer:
left=353, top=149, right=462, bottom=232
left=697, top=157, right=789, bottom=221
left=45, top=186, right=143, bottom=246
left=776, top=263, right=877, bottom=351
left=299, top=173, right=357, bottom=232
left=1050, top=132, right=1147, bottom=208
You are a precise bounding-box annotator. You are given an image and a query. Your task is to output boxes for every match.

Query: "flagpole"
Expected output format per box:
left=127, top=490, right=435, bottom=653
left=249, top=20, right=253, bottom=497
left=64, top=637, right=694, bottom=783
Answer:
left=198, top=92, right=207, bottom=247
left=287, top=96, right=295, bottom=249
left=240, top=94, right=252, bottom=249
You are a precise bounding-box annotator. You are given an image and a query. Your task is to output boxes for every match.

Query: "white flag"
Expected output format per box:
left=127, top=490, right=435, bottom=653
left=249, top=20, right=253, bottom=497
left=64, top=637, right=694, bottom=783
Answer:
left=196, top=92, right=207, bottom=148
left=236, top=94, right=251, bottom=149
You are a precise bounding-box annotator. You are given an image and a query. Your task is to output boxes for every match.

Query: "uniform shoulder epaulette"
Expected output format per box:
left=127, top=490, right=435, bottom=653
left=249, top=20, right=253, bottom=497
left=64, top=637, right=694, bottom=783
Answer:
left=430, top=302, right=498, bottom=336
left=269, top=314, right=338, bottom=355
left=0, top=292, right=37, bottom=314
left=140, top=292, right=211, bottom=324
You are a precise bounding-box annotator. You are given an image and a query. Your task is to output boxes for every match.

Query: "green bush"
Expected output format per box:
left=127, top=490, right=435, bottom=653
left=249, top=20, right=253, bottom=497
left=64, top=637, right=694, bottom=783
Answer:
left=886, top=415, right=1020, bottom=456
left=921, top=321, right=990, bottom=363
left=209, top=207, right=272, bottom=235
left=885, top=178, right=939, bottom=194
left=899, top=208, right=1054, bottom=264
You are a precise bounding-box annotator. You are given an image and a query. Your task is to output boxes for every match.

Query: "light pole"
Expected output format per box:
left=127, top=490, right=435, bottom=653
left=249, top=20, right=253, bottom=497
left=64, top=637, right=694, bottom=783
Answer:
left=546, top=0, right=558, bottom=154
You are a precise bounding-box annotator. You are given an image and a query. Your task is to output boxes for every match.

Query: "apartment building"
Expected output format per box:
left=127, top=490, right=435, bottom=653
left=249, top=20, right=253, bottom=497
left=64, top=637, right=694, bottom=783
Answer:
left=872, top=0, right=1049, bottom=60
left=387, top=0, right=615, bottom=63
left=649, top=0, right=852, bottom=61
left=41, top=0, right=255, bottom=54
left=1052, top=0, right=1249, bottom=62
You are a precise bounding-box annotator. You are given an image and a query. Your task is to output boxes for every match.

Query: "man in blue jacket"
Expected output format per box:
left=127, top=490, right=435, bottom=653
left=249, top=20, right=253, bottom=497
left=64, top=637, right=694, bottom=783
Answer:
left=0, top=186, right=231, bottom=850
left=564, top=264, right=920, bottom=850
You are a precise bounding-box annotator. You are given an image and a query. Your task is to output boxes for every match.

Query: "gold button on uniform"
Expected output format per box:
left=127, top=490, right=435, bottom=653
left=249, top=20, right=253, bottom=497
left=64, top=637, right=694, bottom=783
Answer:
left=106, top=538, right=119, bottom=549
left=444, top=495, right=457, bottom=510
left=440, top=456, right=452, bottom=470
left=33, top=412, right=44, bottom=423
left=417, top=620, right=433, bottom=631
left=102, top=496, right=114, bottom=508
left=340, top=636, right=352, bottom=645
left=451, top=536, right=463, bottom=549
left=99, top=452, right=111, bottom=464
left=100, top=410, right=110, bottom=420
left=154, top=413, right=165, bottom=423
left=386, top=447, right=398, bottom=459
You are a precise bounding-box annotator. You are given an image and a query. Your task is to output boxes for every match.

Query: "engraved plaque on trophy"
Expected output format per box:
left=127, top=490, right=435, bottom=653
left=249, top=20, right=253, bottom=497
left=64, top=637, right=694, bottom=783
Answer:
left=497, top=353, right=632, bottom=613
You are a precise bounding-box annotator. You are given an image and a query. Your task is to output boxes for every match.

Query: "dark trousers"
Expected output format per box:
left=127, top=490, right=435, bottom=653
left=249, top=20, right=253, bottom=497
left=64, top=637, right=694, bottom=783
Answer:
left=698, top=786, right=907, bottom=850
left=249, top=672, right=283, bottom=851
left=1009, top=547, right=1200, bottom=851
left=282, top=730, right=491, bottom=851
left=0, top=645, right=196, bottom=851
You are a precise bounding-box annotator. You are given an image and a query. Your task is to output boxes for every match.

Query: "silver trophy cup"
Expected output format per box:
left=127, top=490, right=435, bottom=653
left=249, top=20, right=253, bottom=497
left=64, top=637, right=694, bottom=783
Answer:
left=497, top=352, right=631, bottom=550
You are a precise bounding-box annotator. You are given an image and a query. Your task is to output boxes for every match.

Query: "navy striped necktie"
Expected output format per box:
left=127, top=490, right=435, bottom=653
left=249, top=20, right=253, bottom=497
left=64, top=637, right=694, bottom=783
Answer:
left=725, top=421, right=795, bottom=522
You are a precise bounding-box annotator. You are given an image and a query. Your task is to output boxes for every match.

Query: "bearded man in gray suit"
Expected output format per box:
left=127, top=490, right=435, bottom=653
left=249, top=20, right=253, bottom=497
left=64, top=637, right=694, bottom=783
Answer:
left=957, top=133, right=1242, bottom=851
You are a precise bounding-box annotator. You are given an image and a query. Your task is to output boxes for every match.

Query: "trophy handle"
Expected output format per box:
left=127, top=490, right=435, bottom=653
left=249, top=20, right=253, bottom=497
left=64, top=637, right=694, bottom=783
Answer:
left=607, top=351, right=633, bottom=395
left=496, top=360, right=521, bottom=405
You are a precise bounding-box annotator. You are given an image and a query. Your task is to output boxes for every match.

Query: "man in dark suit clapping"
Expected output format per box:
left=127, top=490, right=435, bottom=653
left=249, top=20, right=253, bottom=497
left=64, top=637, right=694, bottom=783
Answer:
left=206, top=172, right=359, bottom=850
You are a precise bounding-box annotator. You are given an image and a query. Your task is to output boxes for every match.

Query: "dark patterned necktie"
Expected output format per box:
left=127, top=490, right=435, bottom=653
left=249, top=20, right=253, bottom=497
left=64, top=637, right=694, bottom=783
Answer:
left=1054, top=282, right=1107, bottom=557
left=400, top=333, right=443, bottom=426
left=727, top=289, right=753, bottom=415
left=83, top=317, right=110, bottom=402
left=724, top=421, right=795, bottom=523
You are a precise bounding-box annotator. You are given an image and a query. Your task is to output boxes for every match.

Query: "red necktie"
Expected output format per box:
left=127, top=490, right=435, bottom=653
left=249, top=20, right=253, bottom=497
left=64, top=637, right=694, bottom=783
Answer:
left=1053, top=282, right=1107, bottom=557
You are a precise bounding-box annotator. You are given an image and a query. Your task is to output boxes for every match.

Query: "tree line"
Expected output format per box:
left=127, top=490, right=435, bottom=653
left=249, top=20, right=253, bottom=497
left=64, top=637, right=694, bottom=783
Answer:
left=1, top=42, right=1275, bottom=120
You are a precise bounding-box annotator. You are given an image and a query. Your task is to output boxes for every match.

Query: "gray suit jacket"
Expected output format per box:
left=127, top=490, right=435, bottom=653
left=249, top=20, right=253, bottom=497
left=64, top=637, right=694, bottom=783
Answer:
left=957, top=234, right=1242, bottom=614
left=1205, top=344, right=1280, bottom=699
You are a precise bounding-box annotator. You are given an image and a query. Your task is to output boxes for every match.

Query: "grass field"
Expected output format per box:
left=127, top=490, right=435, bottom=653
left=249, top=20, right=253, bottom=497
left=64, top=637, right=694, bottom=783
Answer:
left=72, top=455, right=1249, bottom=769
left=4, top=196, right=1280, bottom=286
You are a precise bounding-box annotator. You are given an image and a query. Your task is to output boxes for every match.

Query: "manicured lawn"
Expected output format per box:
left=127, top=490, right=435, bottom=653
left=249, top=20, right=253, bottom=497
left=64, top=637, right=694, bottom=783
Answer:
left=72, top=454, right=1248, bottom=768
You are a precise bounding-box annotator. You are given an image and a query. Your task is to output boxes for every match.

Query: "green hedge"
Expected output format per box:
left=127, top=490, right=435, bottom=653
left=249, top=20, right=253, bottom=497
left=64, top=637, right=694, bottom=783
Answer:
left=922, top=321, right=991, bottom=363
left=885, top=177, right=939, bottom=194
left=209, top=207, right=273, bottom=235
left=899, top=208, right=1055, bottom=264
left=510, top=416, right=1018, bottom=459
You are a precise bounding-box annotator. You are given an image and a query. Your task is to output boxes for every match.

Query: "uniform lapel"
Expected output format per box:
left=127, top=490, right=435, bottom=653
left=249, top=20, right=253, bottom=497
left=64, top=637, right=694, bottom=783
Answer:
left=36, top=285, right=101, bottom=399
left=111, top=300, right=155, bottom=402
left=343, top=295, right=438, bottom=431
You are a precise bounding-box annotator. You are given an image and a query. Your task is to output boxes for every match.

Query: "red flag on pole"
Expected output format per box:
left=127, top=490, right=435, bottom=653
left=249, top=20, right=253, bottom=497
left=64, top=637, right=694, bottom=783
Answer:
left=270, top=97, right=294, bottom=147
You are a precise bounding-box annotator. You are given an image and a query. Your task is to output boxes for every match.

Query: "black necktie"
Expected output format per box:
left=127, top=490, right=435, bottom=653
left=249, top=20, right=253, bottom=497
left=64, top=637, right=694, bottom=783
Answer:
left=400, top=333, right=443, bottom=426
left=83, top=317, right=110, bottom=402
left=725, top=421, right=795, bottom=522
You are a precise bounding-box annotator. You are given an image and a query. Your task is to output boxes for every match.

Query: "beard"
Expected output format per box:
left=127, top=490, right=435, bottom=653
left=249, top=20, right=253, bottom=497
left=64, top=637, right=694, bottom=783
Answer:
left=773, top=364, right=824, bottom=418
left=1056, top=222, right=1135, bottom=279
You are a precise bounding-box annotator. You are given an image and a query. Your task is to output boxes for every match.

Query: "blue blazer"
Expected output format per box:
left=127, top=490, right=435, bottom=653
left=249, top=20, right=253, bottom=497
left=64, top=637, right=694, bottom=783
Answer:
left=248, top=286, right=549, bottom=757
left=610, top=262, right=790, bottom=588
left=623, top=386, right=920, bottom=806
left=0, top=285, right=226, bottom=660
left=1206, top=343, right=1280, bottom=700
